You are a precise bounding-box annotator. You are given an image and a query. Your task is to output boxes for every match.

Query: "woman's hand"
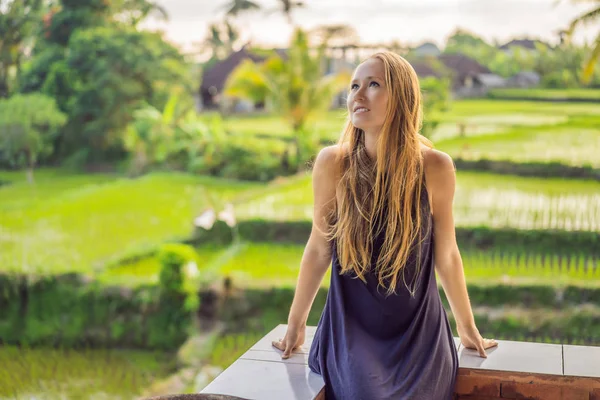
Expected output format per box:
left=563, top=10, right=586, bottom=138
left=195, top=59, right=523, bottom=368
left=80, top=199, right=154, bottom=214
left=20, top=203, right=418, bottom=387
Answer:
left=458, top=324, right=498, bottom=358
left=272, top=324, right=306, bottom=359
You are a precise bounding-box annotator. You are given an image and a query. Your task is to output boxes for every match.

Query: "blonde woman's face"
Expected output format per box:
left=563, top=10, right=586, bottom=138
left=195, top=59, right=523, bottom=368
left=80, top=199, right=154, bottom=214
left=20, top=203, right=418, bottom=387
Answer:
left=347, top=58, right=388, bottom=132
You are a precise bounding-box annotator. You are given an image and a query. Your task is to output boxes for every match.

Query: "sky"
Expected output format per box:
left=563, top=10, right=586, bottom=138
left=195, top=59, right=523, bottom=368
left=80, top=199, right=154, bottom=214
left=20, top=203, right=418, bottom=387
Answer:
left=143, top=0, right=599, bottom=56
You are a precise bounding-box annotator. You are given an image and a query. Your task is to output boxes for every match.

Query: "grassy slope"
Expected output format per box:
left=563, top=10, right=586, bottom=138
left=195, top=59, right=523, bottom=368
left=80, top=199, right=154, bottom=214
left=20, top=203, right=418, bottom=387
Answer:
left=0, top=169, right=262, bottom=273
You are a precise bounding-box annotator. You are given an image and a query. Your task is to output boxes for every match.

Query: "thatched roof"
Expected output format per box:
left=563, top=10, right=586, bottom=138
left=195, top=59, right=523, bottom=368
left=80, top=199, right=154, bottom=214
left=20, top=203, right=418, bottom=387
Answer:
left=498, top=39, right=549, bottom=51
left=437, top=53, right=490, bottom=86
left=411, top=62, right=441, bottom=79
left=201, top=46, right=265, bottom=93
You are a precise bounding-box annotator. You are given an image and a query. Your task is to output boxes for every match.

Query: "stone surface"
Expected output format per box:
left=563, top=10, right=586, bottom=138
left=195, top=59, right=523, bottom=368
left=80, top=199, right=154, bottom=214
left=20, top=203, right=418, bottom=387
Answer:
left=249, top=324, right=317, bottom=354
left=563, top=344, right=600, bottom=378
left=200, top=359, right=324, bottom=400
left=457, top=340, right=563, bottom=375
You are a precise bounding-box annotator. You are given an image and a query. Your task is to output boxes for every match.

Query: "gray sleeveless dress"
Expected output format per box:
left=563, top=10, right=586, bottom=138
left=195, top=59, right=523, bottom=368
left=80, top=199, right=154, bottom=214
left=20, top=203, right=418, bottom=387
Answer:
left=308, top=181, right=459, bottom=400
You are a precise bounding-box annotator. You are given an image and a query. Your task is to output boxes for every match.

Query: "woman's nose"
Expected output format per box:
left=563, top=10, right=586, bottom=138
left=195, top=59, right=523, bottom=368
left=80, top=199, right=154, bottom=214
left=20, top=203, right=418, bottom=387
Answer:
left=354, top=89, right=365, bottom=101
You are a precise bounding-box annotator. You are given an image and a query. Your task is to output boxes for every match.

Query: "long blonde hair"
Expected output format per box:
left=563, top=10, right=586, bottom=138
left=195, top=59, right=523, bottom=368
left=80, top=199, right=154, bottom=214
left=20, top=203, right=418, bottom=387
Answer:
left=322, top=51, right=434, bottom=297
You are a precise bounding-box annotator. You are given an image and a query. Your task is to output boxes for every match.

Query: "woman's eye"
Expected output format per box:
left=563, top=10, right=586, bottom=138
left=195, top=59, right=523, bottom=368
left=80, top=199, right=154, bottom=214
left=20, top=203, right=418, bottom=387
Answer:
left=350, top=81, right=379, bottom=90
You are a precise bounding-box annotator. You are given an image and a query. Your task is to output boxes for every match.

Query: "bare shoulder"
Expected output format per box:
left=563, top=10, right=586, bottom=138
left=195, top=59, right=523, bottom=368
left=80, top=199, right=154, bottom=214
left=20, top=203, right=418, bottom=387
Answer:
left=313, top=144, right=344, bottom=179
left=422, top=148, right=455, bottom=177
left=422, top=149, right=456, bottom=212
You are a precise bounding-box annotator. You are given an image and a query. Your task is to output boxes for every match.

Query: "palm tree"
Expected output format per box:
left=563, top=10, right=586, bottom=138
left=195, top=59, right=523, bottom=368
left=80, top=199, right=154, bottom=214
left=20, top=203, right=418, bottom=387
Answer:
left=311, top=24, right=358, bottom=47
left=221, top=0, right=261, bottom=17
left=200, top=19, right=240, bottom=61
left=262, top=0, right=305, bottom=24
left=224, top=29, right=350, bottom=170
left=277, top=0, right=305, bottom=24
left=113, top=0, right=169, bottom=26
left=223, top=19, right=240, bottom=54
left=201, top=23, right=225, bottom=60
left=564, top=0, right=600, bottom=83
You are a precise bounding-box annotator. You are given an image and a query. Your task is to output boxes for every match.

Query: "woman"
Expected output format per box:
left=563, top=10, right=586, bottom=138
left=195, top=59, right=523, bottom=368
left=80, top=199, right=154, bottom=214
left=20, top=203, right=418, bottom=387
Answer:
left=272, top=51, right=498, bottom=399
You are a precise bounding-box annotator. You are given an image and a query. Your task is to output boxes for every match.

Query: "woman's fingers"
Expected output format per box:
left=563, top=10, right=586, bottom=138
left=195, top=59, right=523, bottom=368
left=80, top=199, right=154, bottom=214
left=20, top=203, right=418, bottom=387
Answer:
left=282, top=344, right=292, bottom=359
left=477, top=342, right=488, bottom=358
left=476, top=338, right=499, bottom=357
left=271, top=338, right=285, bottom=351
left=272, top=337, right=295, bottom=359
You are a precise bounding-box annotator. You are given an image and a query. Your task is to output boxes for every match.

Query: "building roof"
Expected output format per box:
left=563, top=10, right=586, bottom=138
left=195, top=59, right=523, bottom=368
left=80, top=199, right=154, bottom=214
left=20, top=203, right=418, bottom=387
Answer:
left=201, top=46, right=267, bottom=93
left=411, top=62, right=441, bottom=78
left=438, top=53, right=490, bottom=78
left=414, top=42, right=440, bottom=51
left=498, top=39, right=549, bottom=51
left=475, top=73, right=506, bottom=87
left=512, top=71, right=540, bottom=79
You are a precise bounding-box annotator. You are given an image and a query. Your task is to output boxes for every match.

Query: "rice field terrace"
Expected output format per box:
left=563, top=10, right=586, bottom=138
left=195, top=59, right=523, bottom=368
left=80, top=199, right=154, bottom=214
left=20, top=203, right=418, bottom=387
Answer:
left=100, top=240, right=600, bottom=289
left=0, top=169, right=262, bottom=274
left=234, top=171, right=600, bottom=231
left=218, top=100, right=600, bottom=169
left=0, top=346, right=174, bottom=399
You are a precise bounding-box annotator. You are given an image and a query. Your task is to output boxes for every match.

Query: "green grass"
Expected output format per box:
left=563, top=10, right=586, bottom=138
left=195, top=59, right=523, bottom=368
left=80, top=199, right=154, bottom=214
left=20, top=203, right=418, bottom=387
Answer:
left=235, top=171, right=600, bottom=231
left=488, top=88, right=600, bottom=100
left=0, top=346, right=174, bottom=399
left=104, top=241, right=600, bottom=289
left=98, top=243, right=226, bottom=287
left=446, top=99, right=600, bottom=117
left=0, top=169, right=262, bottom=274
left=217, top=111, right=347, bottom=141
left=218, top=100, right=600, bottom=167
left=435, top=124, right=600, bottom=167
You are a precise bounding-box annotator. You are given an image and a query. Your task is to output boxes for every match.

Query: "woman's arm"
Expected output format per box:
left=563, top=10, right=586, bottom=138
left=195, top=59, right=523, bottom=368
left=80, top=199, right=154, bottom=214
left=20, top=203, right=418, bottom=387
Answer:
left=425, top=149, right=497, bottom=357
left=287, top=145, right=340, bottom=329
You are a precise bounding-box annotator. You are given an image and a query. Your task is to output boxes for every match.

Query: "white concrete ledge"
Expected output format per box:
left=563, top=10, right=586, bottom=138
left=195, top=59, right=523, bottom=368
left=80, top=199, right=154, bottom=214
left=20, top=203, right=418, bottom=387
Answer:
left=200, top=324, right=600, bottom=400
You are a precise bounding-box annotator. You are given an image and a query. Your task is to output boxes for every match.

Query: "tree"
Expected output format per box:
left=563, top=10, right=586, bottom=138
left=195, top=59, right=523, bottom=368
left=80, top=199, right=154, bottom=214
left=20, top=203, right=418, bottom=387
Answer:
left=272, top=0, right=305, bottom=24
left=20, top=26, right=192, bottom=163
left=0, top=93, right=66, bottom=182
left=445, top=28, right=491, bottom=51
left=0, top=0, right=45, bottom=97
left=420, top=77, right=451, bottom=138
left=124, top=88, right=225, bottom=176
left=221, top=0, right=305, bottom=24
left=221, top=0, right=261, bottom=17
left=224, top=28, right=350, bottom=170
left=200, top=19, right=240, bottom=61
left=311, top=24, right=358, bottom=47
left=111, top=0, right=169, bottom=26
left=564, top=0, right=600, bottom=83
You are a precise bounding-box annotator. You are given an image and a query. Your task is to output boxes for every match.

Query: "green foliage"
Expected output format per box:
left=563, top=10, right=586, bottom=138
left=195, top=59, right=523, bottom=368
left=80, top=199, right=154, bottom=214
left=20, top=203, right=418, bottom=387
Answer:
left=43, top=0, right=111, bottom=47
left=542, top=70, right=579, bottom=89
left=124, top=90, right=239, bottom=177
left=564, top=1, right=600, bottom=83
left=0, top=0, right=45, bottom=97
left=110, top=0, right=169, bottom=27
left=0, top=346, right=173, bottom=399
left=443, top=29, right=526, bottom=78
left=487, top=88, right=600, bottom=101
left=0, top=169, right=260, bottom=274
left=57, top=26, right=191, bottom=161
left=19, top=22, right=192, bottom=164
left=224, top=28, right=350, bottom=169
left=158, top=243, right=197, bottom=293
left=442, top=28, right=600, bottom=87
left=0, top=93, right=66, bottom=179
left=420, top=76, right=451, bottom=137
left=0, top=271, right=194, bottom=350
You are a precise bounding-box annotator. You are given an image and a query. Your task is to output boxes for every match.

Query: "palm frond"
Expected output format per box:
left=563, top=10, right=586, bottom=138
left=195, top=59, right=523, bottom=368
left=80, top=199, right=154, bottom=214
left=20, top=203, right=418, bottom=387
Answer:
left=567, top=5, right=600, bottom=36
left=223, top=0, right=261, bottom=17
left=581, top=32, right=600, bottom=83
